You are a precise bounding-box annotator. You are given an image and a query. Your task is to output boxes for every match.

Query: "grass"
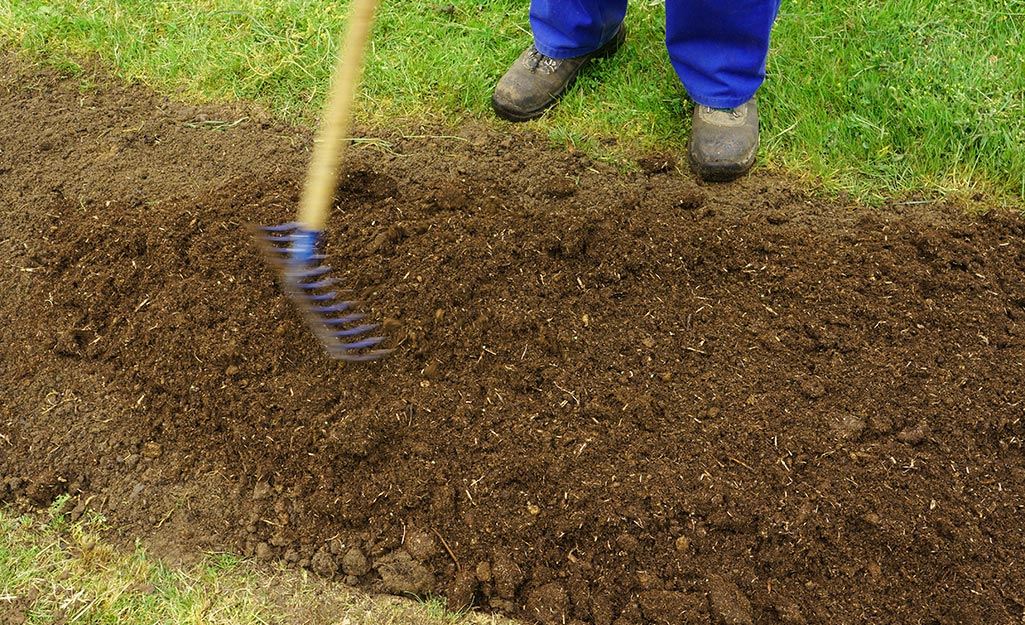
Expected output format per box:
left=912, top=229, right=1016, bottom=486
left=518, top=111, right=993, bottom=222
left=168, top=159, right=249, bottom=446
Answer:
left=0, top=498, right=511, bottom=625
left=767, top=0, right=1025, bottom=204
left=1, top=0, right=1023, bottom=204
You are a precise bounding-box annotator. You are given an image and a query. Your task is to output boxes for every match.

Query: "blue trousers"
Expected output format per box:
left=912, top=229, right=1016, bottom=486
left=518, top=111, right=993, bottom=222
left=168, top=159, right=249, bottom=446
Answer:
left=529, top=0, right=782, bottom=109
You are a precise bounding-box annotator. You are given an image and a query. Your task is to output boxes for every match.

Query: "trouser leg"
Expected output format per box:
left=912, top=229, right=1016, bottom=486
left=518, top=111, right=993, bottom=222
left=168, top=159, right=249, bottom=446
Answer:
left=530, top=0, right=628, bottom=58
left=665, top=0, right=782, bottom=108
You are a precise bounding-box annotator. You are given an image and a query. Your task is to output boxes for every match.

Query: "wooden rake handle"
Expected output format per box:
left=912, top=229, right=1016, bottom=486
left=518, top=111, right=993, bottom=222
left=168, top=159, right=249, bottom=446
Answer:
left=297, top=0, right=380, bottom=231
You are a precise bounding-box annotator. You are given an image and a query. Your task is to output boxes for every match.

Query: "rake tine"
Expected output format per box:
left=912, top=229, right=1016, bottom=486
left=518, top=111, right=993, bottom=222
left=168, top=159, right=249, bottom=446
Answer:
left=296, top=278, right=337, bottom=291
left=260, top=222, right=301, bottom=232
left=322, top=313, right=365, bottom=326
left=331, top=323, right=378, bottom=338
left=263, top=235, right=294, bottom=244
left=304, top=291, right=339, bottom=303
left=332, top=335, right=388, bottom=352
left=294, top=265, right=333, bottom=279
left=310, top=302, right=353, bottom=314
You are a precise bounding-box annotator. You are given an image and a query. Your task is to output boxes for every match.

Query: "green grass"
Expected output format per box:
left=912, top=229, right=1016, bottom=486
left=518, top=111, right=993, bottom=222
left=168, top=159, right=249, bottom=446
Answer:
left=0, top=499, right=512, bottom=625
left=0, top=0, right=1023, bottom=204
left=0, top=500, right=270, bottom=624
left=767, top=0, right=1025, bottom=203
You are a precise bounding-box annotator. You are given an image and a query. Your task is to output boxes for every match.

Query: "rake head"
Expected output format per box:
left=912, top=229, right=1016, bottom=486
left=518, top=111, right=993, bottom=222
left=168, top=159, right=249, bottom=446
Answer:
left=253, top=222, right=392, bottom=361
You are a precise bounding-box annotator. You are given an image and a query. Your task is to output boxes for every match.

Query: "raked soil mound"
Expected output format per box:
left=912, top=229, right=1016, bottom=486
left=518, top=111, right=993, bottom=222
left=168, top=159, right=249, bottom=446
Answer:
left=2, top=52, right=1024, bottom=625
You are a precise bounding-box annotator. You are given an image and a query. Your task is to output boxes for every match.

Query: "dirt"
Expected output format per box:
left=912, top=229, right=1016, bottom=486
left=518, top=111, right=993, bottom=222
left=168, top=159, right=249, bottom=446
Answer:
left=2, top=51, right=1025, bottom=625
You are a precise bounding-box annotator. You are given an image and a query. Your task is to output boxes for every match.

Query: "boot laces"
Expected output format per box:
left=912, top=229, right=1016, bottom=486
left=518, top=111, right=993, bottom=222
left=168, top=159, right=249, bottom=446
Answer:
left=702, top=105, right=741, bottom=119
left=525, top=46, right=560, bottom=74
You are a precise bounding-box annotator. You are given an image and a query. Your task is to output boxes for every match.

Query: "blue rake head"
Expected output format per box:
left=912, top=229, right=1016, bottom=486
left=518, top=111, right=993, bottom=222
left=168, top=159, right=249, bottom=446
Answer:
left=253, top=222, right=392, bottom=361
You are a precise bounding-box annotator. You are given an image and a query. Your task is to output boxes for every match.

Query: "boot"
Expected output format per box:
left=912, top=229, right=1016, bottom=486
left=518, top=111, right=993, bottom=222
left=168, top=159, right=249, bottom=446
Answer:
left=491, top=26, right=626, bottom=122
left=688, top=98, right=759, bottom=182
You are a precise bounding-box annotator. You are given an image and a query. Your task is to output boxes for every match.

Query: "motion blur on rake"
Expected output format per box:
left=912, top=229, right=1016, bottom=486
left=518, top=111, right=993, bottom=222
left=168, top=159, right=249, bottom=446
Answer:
left=254, top=222, right=389, bottom=360
left=253, top=0, right=390, bottom=361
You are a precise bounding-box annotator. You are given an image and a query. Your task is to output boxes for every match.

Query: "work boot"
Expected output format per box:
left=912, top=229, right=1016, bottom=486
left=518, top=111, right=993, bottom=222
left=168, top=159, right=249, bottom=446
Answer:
left=492, top=25, right=626, bottom=122
left=688, top=98, right=759, bottom=182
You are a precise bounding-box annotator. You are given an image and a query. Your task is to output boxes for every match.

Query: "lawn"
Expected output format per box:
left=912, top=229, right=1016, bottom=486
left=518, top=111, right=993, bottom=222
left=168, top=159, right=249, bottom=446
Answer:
left=2, top=0, right=1023, bottom=204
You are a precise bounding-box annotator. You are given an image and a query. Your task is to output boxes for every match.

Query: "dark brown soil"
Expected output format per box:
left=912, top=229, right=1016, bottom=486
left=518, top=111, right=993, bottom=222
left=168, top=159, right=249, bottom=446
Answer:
left=2, top=52, right=1025, bottom=625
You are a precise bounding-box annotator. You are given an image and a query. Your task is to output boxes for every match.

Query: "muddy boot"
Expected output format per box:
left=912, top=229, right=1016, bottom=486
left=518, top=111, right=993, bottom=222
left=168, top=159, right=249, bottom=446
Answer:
left=687, top=98, right=759, bottom=182
left=491, top=25, right=626, bottom=122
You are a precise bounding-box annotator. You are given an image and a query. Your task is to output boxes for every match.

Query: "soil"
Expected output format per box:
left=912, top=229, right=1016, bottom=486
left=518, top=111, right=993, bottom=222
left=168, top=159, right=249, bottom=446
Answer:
left=2, top=51, right=1025, bottom=625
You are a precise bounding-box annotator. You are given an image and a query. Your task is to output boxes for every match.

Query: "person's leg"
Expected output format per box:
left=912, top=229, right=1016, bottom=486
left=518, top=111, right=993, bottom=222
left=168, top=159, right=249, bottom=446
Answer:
left=666, top=0, right=780, bottom=108
left=666, top=0, right=781, bottom=181
left=492, top=0, right=627, bottom=122
left=530, top=0, right=627, bottom=59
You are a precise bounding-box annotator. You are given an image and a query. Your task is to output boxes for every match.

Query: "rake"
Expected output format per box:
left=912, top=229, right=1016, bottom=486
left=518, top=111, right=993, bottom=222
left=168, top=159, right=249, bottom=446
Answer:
left=254, top=0, right=390, bottom=361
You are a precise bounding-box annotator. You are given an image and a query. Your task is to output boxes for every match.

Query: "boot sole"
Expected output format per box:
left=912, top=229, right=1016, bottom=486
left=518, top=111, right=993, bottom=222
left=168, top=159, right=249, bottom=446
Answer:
left=491, top=83, right=575, bottom=122
left=688, top=157, right=756, bottom=183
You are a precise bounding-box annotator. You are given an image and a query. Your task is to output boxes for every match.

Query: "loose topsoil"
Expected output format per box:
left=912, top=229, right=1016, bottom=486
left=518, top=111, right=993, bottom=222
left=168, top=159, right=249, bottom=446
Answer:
left=2, top=52, right=1024, bottom=625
